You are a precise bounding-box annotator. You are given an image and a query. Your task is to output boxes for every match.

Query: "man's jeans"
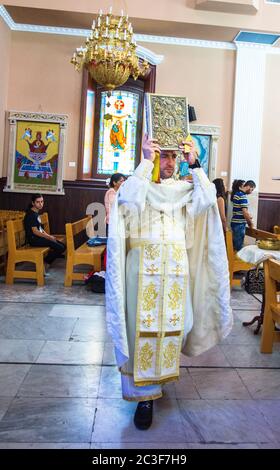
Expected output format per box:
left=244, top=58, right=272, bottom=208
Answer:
left=231, top=223, right=246, bottom=252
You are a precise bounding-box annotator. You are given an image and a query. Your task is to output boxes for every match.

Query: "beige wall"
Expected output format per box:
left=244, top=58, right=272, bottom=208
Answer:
left=6, top=31, right=83, bottom=180
left=145, top=42, right=235, bottom=185
left=0, top=17, right=11, bottom=179
left=6, top=33, right=235, bottom=182
left=260, top=53, right=280, bottom=194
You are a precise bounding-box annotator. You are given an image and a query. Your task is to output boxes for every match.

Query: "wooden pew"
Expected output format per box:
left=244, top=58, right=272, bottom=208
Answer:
left=225, top=230, right=255, bottom=288
left=5, top=219, right=49, bottom=286
left=64, top=216, right=106, bottom=287
left=260, top=259, right=280, bottom=353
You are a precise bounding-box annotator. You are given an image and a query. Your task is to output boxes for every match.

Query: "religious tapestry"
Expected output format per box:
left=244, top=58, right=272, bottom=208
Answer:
left=4, top=112, right=68, bottom=195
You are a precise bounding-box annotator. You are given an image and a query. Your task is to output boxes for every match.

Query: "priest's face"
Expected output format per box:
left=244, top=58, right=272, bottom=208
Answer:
left=160, top=151, right=177, bottom=179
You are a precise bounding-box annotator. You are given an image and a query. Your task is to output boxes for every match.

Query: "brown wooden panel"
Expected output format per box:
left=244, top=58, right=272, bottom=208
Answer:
left=258, top=193, right=280, bottom=232
left=0, top=178, right=107, bottom=234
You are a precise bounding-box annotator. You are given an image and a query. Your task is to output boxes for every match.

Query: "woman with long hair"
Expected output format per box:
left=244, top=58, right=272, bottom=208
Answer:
left=230, top=179, right=245, bottom=202
left=104, top=173, right=125, bottom=236
left=213, top=178, right=227, bottom=233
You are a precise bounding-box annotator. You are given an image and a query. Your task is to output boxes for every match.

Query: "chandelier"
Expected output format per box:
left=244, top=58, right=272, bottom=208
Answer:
left=71, top=7, right=149, bottom=90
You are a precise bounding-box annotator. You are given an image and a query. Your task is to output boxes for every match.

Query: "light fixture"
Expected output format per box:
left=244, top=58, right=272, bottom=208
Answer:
left=71, top=7, right=149, bottom=90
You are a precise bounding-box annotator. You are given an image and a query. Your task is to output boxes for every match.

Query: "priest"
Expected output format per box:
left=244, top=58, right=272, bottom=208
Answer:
left=106, top=135, right=232, bottom=430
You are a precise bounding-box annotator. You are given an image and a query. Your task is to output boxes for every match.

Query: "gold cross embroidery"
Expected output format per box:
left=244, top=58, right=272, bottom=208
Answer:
left=169, top=313, right=180, bottom=326
left=172, top=265, right=183, bottom=276
left=147, top=264, right=159, bottom=275
left=143, top=314, right=155, bottom=328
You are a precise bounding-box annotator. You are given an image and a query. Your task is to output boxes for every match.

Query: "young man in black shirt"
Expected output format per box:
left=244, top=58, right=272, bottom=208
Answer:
left=24, top=194, right=65, bottom=270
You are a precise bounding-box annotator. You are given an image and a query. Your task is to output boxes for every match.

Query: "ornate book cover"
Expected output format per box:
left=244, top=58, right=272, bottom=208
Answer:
left=145, top=93, right=189, bottom=150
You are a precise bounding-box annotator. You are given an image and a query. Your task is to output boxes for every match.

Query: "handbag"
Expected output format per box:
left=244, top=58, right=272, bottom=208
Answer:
left=244, top=267, right=264, bottom=295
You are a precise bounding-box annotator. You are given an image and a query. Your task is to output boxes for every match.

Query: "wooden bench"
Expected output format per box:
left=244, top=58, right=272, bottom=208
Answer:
left=0, top=211, right=25, bottom=271
left=40, top=212, right=65, bottom=244
left=5, top=219, right=49, bottom=286
left=260, top=259, right=280, bottom=353
left=246, top=227, right=280, bottom=240
left=225, top=230, right=255, bottom=288
left=64, top=215, right=106, bottom=287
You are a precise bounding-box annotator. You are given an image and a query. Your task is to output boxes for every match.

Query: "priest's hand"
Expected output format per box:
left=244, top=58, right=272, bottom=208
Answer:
left=142, top=133, right=161, bottom=162
left=179, top=139, right=197, bottom=165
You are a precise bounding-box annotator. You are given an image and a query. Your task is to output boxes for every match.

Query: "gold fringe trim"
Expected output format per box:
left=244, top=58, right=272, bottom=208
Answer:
left=122, top=392, right=163, bottom=402
left=134, top=374, right=179, bottom=387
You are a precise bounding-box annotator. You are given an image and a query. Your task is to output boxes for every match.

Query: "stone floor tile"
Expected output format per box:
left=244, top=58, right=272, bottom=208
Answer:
left=98, top=366, right=122, bottom=398
left=180, top=346, right=230, bottom=368
left=0, top=365, right=31, bottom=397
left=70, top=318, right=109, bottom=342
left=178, top=399, right=277, bottom=444
left=256, top=400, right=280, bottom=442
left=0, top=339, right=44, bottom=363
left=0, top=303, right=54, bottom=316
left=36, top=340, right=104, bottom=365
left=0, top=398, right=12, bottom=421
left=173, top=369, right=200, bottom=399
left=189, top=368, right=250, bottom=399
left=102, top=343, right=116, bottom=365
left=237, top=369, right=280, bottom=399
left=0, top=442, right=90, bottom=448
left=0, top=397, right=95, bottom=443
left=0, top=315, right=76, bottom=341
left=221, top=344, right=280, bottom=368
left=49, top=304, right=105, bottom=318
left=18, top=364, right=101, bottom=398
left=92, top=397, right=190, bottom=443
left=91, top=442, right=190, bottom=449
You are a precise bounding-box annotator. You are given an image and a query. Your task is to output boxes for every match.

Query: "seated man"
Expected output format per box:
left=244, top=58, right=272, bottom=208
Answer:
left=106, top=135, right=232, bottom=430
left=24, top=194, right=65, bottom=271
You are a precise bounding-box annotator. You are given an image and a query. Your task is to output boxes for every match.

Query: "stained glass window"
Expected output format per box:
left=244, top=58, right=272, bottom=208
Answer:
left=97, top=90, right=139, bottom=175
left=83, top=90, right=95, bottom=175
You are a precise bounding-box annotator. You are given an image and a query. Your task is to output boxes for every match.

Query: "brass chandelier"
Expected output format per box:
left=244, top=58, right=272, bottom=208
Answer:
left=71, top=7, right=149, bottom=90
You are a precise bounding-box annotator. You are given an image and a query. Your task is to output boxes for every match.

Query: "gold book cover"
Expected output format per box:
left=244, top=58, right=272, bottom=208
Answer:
left=145, top=93, right=189, bottom=150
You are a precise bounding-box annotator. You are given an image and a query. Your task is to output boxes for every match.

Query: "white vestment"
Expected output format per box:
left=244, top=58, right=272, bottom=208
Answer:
left=106, top=160, right=233, bottom=401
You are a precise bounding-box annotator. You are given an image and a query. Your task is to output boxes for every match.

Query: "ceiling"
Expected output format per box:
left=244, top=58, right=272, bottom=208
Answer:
left=4, top=5, right=240, bottom=42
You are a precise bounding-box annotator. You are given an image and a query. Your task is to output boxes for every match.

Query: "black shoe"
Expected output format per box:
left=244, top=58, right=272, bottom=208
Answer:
left=134, top=400, right=153, bottom=430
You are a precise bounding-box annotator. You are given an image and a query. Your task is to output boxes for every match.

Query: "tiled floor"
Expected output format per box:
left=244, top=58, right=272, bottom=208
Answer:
left=0, top=259, right=279, bottom=449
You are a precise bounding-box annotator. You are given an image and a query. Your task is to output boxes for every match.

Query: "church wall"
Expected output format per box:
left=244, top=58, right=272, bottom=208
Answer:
left=6, top=31, right=83, bottom=181
left=144, top=42, right=236, bottom=187
left=0, top=17, right=11, bottom=179
left=260, top=53, right=280, bottom=193
left=5, top=32, right=235, bottom=184
left=1, top=29, right=279, bottom=232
